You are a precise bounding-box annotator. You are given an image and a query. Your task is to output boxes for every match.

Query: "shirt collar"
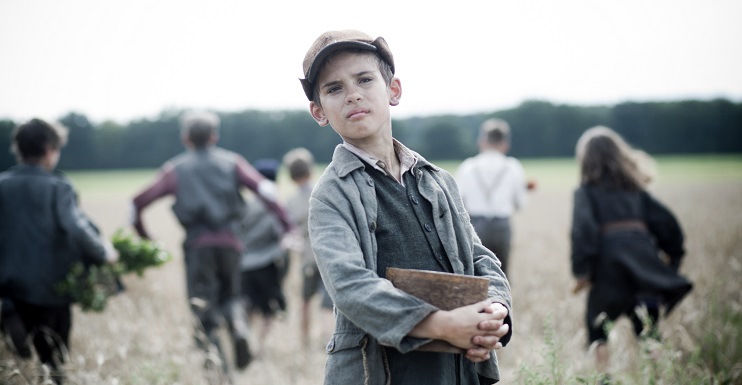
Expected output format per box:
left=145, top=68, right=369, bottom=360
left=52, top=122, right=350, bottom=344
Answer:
left=342, top=139, right=418, bottom=178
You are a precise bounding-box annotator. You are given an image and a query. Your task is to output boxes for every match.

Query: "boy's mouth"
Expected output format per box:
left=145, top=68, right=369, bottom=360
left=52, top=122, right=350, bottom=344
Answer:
left=347, top=108, right=368, bottom=120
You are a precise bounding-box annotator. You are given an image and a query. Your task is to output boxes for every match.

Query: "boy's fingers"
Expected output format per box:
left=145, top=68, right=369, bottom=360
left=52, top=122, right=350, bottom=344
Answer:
left=491, top=323, right=509, bottom=337
left=478, top=322, right=510, bottom=337
left=489, top=302, right=507, bottom=313
left=472, top=299, right=494, bottom=312
left=472, top=335, right=499, bottom=349
left=465, top=347, right=491, bottom=362
left=479, top=303, right=508, bottom=324
left=481, top=301, right=508, bottom=316
left=478, top=319, right=503, bottom=331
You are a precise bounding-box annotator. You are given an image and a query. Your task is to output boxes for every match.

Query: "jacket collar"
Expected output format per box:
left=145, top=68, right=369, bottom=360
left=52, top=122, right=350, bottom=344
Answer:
left=11, top=164, right=51, bottom=175
left=331, top=140, right=440, bottom=179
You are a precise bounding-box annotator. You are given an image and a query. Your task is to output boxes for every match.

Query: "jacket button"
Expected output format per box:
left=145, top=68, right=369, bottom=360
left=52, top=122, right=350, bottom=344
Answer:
left=367, top=178, right=374, bottom=186
left=424, top=223, right=432, bottom=232
left=410, top=195, right=419, bottom=205
left=369, top=221, right=377, bottom=232
left=326, top=338, right=335, bottom=352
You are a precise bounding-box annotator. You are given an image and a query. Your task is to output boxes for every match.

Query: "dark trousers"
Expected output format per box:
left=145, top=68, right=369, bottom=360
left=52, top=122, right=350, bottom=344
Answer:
left=5, top=299, right=71, bottom=384
left=241, top=260, right=287, bottom=316
left=184, top=246, right=248, bottom=370
left=1, top=299, right=32, bottom=357
left=470, top=216, right=512, bottom=275
left=587, top=294, right=662, bottom=344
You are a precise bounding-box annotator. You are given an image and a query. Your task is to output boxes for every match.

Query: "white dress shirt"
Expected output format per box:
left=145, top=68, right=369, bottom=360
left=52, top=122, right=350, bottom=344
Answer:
left=454, top=150, right=527, bottom=218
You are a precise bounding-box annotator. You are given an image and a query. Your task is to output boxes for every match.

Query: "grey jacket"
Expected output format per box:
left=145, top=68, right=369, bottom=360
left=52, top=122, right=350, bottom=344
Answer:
left=309, top=145, right=513, bottom=385
left=0, top=165, right=108, bottom=305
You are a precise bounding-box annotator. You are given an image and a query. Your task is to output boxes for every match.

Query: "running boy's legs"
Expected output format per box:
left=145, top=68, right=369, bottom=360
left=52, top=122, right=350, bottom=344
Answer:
left=13, top=300, right=71, bottom=384
left=186, top=246, right=251, bottom=370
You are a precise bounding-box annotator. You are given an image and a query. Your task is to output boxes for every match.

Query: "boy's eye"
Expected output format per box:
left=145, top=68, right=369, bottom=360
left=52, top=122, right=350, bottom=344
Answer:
left=359, top=77, right=373, bottom=84
left=327, top=85, right=341, bottom=94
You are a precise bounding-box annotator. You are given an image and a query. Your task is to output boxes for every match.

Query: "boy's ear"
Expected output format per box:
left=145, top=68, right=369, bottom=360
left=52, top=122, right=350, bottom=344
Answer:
left=389, top=77, right=402, bottom=106
left=310, top=102, right=329, bottom=127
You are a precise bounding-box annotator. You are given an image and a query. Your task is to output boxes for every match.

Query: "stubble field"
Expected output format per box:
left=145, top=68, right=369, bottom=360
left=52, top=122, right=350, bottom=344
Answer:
left=2, top=155, right=741, bottom=384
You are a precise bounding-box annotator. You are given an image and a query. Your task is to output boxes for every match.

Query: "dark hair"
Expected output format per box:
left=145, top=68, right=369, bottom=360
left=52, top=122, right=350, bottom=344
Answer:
left=180, top=111, right=220, bottom=148
left=479, top=118, right=510, bottom=145
left=11, top=118, right=68, bottom=161
left=283, top=147, right=314, bottom=181
left=311, top=49, right=394, bottom=107
left=576, top=126, right=652, bottom=191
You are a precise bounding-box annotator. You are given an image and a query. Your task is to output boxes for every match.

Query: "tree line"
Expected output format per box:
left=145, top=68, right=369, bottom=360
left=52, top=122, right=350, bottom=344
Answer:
left=1, top=98, right=740, bottom=171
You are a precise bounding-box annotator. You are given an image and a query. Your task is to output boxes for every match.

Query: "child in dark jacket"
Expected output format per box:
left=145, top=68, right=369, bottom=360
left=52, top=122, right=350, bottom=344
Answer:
left=570, top=125, right=692, bottom=375
left=0, top=118, right=119, bottom=384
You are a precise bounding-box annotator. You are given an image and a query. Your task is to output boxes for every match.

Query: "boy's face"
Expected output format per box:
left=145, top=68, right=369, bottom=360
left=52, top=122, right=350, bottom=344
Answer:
left=309, top=51, right=401, bottom=147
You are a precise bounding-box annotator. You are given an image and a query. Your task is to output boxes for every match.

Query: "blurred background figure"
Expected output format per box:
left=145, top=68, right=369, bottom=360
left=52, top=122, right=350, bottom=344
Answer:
left=282, top=148, right=334, bottom=348
left=455, top=118, right=530, bottom=277
left=0, top=118, right=118, bottom=385
left=238, top=158, right=290, bottom=357
left=130, top=111, right=293, bottom=379
left=570, top=126, right=693, bottom=378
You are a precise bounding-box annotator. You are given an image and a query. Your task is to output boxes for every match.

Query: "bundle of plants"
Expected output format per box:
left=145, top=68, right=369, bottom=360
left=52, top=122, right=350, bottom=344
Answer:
left=57, top=229, right=173, bottom=312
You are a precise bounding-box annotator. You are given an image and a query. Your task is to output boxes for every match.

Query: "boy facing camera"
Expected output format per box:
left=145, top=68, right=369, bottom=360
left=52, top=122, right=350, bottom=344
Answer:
left=300, top=30, right=513, bottom=385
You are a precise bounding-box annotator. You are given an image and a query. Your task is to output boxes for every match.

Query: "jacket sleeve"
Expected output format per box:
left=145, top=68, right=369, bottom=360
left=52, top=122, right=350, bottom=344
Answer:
left=642, top=191, right=685, bottom=269
left=570, top=186, right=600, bottom=279
left=132, top=165, right=176, bottom=239
left=54, top=181, right=108, bottom=266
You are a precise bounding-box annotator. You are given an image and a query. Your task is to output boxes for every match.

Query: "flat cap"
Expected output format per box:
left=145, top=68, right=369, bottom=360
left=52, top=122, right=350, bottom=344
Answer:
left=300, top=29, right=395, bottom=101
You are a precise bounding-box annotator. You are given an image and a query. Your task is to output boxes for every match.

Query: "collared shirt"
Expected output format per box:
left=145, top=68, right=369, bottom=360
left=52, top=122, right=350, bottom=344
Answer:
left=455, top=150, right=527, bottom=218
left=342, top=139, right=417, bottom=186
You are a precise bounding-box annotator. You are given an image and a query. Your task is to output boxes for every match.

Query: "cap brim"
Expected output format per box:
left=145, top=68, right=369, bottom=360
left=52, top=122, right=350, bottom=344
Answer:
left=305, top=40, right=378, bottom=85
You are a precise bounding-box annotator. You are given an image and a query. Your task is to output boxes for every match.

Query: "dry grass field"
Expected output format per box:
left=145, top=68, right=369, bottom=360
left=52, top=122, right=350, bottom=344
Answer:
left=2, top=155, right=741, bottom=384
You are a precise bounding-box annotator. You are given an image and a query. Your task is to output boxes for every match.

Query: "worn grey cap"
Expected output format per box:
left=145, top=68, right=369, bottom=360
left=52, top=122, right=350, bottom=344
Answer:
left=299, top=29, right=395, bottom=101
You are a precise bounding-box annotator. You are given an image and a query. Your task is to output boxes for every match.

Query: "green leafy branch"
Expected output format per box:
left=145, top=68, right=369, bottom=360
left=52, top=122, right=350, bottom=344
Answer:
left=57, top=229, right=173, bottom=312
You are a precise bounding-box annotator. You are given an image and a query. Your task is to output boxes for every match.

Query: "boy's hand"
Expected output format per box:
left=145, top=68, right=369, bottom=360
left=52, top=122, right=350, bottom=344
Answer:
left=465, top=302, right=510, bottom=362
left=438, top=299, right=501, bottom=350
left=104, top=241, right=120, bottom=263
left=411, top=299, right=499, bottom=352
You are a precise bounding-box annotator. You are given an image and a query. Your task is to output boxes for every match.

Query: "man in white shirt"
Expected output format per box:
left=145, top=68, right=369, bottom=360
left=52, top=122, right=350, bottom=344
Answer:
left=455, top=118, right=529, bottom=277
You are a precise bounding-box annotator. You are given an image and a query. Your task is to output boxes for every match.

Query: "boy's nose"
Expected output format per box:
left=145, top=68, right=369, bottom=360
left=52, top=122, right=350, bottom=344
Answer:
left=345, top=87, right=363, bottom=103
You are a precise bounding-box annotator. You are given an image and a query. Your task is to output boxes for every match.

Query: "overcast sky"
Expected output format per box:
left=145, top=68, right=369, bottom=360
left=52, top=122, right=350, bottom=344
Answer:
left=1, top=0, right=741, bottom=124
